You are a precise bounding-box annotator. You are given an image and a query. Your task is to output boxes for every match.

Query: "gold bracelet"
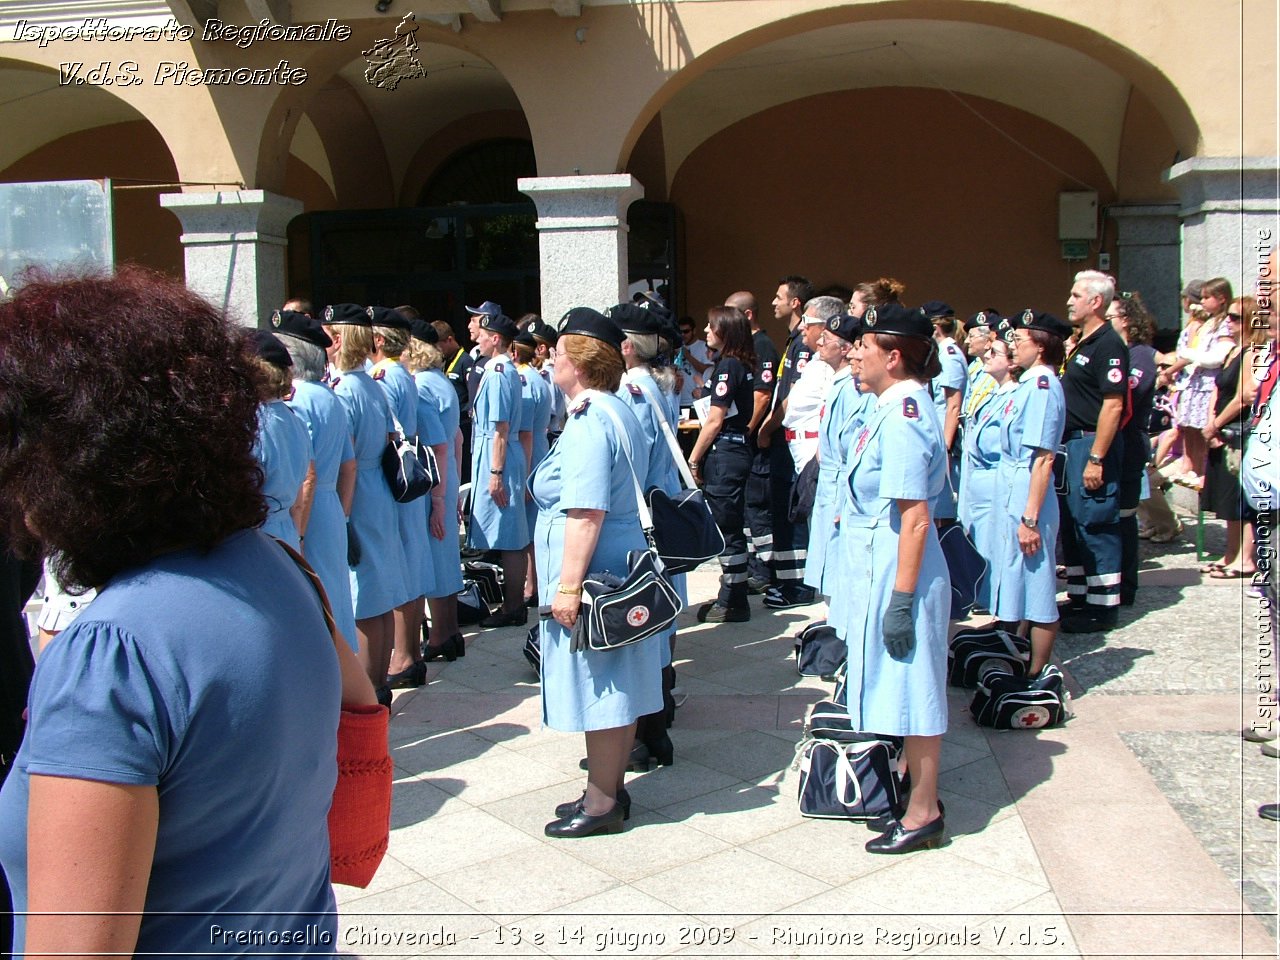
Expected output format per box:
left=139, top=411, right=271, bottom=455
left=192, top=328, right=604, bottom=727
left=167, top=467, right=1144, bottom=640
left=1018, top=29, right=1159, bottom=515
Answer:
left=556, top=583, right=581, bottom=595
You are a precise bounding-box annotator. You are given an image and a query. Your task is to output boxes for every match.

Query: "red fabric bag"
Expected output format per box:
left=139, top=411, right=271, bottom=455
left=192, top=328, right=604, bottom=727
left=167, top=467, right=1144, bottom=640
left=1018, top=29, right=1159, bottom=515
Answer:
left=329, top=703, right=392, bottom=888
left=278, top=540, right=392, bottom=888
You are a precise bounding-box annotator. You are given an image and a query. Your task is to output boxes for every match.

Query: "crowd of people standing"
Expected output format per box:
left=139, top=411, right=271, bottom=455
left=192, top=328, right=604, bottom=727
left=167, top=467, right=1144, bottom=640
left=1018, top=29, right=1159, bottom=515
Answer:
left=1, top=259, right=1275, bottom=953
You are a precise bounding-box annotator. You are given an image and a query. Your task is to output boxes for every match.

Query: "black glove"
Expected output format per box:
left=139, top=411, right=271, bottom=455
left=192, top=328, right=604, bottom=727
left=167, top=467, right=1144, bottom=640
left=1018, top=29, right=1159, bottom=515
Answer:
left=569, top=614, right=588, bottom=653
left=346, top=521, right=362, bottom=567
left=882, top=590, right=915, bottom=660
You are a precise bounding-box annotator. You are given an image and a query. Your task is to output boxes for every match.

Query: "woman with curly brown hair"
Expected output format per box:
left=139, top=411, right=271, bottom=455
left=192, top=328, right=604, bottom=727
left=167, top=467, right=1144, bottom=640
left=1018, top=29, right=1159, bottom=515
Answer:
left=0, top=268, right=374, bottom=956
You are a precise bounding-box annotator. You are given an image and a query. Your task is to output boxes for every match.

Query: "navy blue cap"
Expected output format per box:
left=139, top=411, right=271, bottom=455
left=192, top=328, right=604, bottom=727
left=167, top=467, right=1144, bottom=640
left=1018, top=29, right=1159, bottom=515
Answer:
left=270, top=309, right=332, bottom=349
left=323, top=303, right=370, bottom=327
left=825, top=313, right=864, bottom=344
left=367, top=306, right=410, bottom=330
left=862, top=303, right=932, bottom=339
left=1018, top=310, right=1073, bottom=340
left=479, top=312, right=518, bottom=339
left=466, top=300, right=503, bottom=318
left=409, top=317, right=438, bottom=344
left=513, top=330, right=537, bottom=349
left=920, top=300, right=955, bottom=319
left=247, top=329, right=292, bottom=369
left=608, top=302, right=662, bottom=335
left=559, top=307, right=625, bottom=354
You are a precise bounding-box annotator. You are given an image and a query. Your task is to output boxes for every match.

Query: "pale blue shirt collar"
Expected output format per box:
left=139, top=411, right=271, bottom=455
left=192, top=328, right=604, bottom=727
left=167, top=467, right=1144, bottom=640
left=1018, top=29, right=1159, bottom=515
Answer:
left=875, top=377, right=924, bottom=409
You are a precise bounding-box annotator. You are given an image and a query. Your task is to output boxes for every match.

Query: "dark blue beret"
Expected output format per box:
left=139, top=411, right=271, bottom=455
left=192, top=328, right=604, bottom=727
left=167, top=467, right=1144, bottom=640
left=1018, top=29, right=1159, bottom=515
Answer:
left=270, top=309, right=331, bottom=349
left=919, top=300, right=955, bottom=319
left=1018, top=310, right=1073, bottom=340
left=367, top=306, right=410, bottom=331
left=964, top=310, right=1000, bottom=332
left=559, top=307, right=625, bottom=354
left=323, top=303, right=370, bottom=327
left=529, top=319, right=558, bottom=346
left=409, top=317, right=438, bottom=344
left=479, top=312, right=518, bottom=339
left=248, top=329, right=292, bottom=369
left=825, top=312, right=864, bottom=344
left=862, top=303, right=932, bottom=340
left=608, top=302, right=662, bottom=335
left=513, top=329, right=537, bottom=349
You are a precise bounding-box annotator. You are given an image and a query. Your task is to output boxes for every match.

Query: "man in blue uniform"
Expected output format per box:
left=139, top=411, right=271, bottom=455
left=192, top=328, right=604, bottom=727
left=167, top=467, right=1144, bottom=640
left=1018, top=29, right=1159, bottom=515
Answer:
left=756, top=275, right=817, bottom=608
left=725, top=290, right=782, bottom=591
left=1059, top=272, right=1129, bottom=632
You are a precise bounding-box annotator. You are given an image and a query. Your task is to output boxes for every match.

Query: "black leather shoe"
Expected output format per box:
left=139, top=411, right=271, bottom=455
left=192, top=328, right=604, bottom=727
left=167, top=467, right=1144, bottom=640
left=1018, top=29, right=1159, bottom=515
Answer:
left=865, top=815, right=945, bottom=854
left=480, top=608, right=528, bottom=629
left=1060, top=609, right=1119, bottom=633
left=555, top=788, right=632, bottom=821
left=866, top=799, right=943, bottom=832
left=544, top=802, right=625, bottom=838
left=385, top=661, right=427, bottom=688
left=627, top=732, right=674, bottom=771
left=696, top=601, right=749, bottom=623
left=1260, top=803, right=1279, bottom=821
left=524, top=594, right=539, bottom=608
left=375, top=685, right=393, bottom=708
left=422, top=633, right=460, bottom=662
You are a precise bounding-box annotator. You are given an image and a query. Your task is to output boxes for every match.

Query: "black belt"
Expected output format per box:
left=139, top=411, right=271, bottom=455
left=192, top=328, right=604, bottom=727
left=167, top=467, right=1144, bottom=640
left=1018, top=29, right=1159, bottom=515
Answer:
left=716, top=432, right=747, bottom=445
left=1063, top=429, right=1096, bottom=441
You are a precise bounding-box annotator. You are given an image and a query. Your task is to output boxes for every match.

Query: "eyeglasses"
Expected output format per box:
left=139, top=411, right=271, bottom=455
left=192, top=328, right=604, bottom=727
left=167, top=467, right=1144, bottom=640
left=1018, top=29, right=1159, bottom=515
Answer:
left=1226, top=312, right=1243, bottom=322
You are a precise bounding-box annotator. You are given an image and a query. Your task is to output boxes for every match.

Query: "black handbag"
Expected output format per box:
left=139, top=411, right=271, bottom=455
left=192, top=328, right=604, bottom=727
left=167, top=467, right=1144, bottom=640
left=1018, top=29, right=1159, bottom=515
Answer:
left=455, top=579, right=487, bottom=625
left=794, top=619, right=845, bottom=678
left=523, top=623, right=541, bottom=675
left=794, top=731, right=905, bottom=821
left=381, top=409, right=439, bottom=504
left=630, top=376, right=724, bottom=574
left=566, top=399, right=683, bottom=652
left=788, top=456, right=820, bottom=524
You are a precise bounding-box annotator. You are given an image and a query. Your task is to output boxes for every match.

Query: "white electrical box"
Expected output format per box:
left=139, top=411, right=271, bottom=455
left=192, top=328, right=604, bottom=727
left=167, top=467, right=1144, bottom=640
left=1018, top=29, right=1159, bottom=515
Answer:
left=1058, top=192, right=1098, bottom=240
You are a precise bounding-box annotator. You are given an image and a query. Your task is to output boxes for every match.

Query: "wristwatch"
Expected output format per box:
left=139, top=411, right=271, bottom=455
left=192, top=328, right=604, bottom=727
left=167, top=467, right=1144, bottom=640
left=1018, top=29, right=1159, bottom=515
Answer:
left=490, top=468, right=504, bottom=475
left=1087, top=453, right=1103, bottom=465
left=1021, top=516, right=1038, bottom=529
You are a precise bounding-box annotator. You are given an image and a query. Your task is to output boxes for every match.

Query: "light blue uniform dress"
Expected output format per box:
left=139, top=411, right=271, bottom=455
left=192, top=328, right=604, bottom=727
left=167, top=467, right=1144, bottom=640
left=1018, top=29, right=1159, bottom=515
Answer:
left=804, top=368, right=873, bottom=593
left=823, top=379, right=878, bottom=598
left=469, top=353, right=529, bottom=550
left=956, top=381, right=1015, bottom=612
left=930, top=339, right=969, bottom=521
left=830, top=380, right=951, bottom=737
left=415, top=368, right=464, bottom=598
left=518, top=362, right=554, bottom=536
left=333, top=368, right=409, bottom=619
left=373, top=358, right=433, bottom=600
left=619, top=368, right=686, bottom=667
left=253, top=399, right=311, bottom=550
left=531, top=391, right=664, bottom=731
left=989, top=364, right=1066, bottom=624
left=287, top=379, right=359, bottom=650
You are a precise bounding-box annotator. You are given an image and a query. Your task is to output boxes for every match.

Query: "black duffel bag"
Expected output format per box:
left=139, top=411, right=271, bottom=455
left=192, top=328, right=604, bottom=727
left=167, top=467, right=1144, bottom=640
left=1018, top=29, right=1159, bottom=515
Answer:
left=381, top=414, right=439, bottom=504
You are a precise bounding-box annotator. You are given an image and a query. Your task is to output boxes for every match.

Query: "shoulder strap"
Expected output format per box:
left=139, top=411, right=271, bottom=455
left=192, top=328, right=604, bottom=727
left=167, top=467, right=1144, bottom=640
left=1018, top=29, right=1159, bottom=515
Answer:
left=274, top=538, right=342, bottom=652
left=592, top=395, right=655, bottom=532
left=629, top=375, right=696, bottom=490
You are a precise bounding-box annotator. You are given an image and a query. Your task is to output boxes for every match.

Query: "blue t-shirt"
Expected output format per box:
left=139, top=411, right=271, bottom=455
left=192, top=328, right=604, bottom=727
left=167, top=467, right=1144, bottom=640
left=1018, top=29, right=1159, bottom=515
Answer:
left=0, top=530, right=341, bottom=956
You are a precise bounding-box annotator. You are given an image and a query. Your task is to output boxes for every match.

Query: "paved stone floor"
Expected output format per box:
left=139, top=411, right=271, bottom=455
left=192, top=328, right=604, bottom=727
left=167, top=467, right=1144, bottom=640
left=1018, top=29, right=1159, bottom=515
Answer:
left=329, top=509, right=1278, bottom=959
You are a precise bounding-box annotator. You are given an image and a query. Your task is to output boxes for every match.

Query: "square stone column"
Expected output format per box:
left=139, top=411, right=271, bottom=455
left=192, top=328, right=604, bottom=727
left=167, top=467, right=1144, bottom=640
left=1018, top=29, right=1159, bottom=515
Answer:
left=1108, top=204, right=1181, bottom=330
left=1165, top=156, right=1280, bottom=295
left=518, top=174, right=644, bottom=323
left=159, top=189, right=303, bottom=327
